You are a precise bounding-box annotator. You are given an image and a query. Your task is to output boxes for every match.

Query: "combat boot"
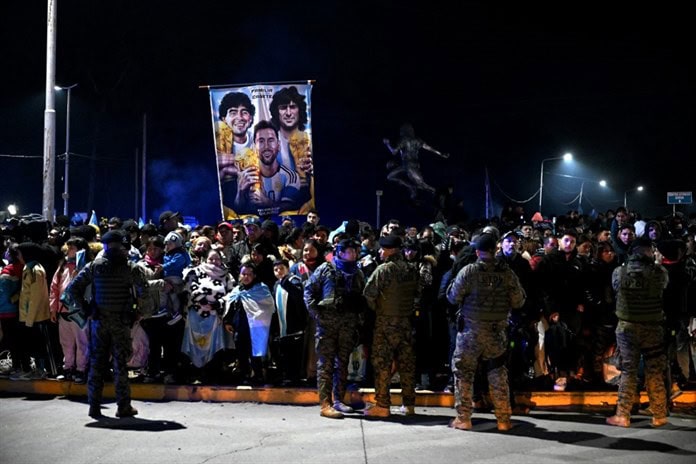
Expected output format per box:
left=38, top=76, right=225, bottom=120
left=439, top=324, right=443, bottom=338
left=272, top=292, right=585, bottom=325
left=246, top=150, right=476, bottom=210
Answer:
left=449, top=415, right=472, bottom=430
left=606, top=415, right=630, bottom=427
left=651, top=416, right=669, bottom=427
left=497, top=417, right=513, bottom=431
left=364, top=404, right=390, bottom=418
left=116, top=405, right=139, bottom=418
left=320, top=404, right=344, bottom=419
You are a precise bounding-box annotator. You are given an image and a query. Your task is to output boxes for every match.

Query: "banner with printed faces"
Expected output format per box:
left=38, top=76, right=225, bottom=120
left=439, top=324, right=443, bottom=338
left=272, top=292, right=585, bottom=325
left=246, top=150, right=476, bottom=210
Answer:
left=208, top=83, right=315, bottom=219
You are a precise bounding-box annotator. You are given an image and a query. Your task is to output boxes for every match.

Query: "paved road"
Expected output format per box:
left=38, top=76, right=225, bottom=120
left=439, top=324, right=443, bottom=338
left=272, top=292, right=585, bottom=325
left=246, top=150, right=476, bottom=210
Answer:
left=1, top=394, right=695, bottom=464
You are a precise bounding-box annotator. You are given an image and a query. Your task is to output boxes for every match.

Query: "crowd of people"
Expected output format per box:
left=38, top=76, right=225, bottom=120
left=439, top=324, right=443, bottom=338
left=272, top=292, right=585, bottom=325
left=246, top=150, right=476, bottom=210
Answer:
left=1, top=206, right=695, bottom=427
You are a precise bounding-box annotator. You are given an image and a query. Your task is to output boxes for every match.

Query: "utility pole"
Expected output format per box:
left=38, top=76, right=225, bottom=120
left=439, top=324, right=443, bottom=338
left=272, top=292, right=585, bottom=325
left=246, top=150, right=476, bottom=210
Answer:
left=141, top=113, right=147, bottom=221
left=42, top=0, right=58, bottom=221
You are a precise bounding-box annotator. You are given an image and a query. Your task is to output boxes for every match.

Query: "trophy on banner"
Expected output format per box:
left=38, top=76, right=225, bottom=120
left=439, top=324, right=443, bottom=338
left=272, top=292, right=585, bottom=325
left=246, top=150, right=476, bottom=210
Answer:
left=235, top=147, right=263, bottom=194
left=289, top=131, right=312, bottom=179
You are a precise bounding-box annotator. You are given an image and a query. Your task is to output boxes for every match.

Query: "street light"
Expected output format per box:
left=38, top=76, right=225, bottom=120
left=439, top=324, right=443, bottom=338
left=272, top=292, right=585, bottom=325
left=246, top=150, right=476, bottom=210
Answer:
left=624, top=185, right=644, bottom=209
left=539, top=152, right=573, bottom=214
left=55, top=83, right=78, bottom=216
left=578, top=179, right=608, bottom=212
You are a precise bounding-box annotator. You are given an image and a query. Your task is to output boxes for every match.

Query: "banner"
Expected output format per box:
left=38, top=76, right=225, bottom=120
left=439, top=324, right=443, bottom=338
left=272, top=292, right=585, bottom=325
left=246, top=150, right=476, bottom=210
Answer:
left=208, top=82, right=315, bottom=219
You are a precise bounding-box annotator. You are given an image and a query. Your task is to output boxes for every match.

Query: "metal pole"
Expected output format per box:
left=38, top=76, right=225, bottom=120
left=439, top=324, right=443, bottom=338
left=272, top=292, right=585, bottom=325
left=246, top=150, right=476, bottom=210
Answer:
left=376, top=190, right=383, bottom=230
left=42, top=0, right=58, bottom=222
left=538, top=159, right=545, bottom=214
left=485, top=167, right=490, bottom=219
left=623, top=191, right=627, bottom=209
left=578, top=181, right=584, bottom=212
left=62, top=85, right=72, bottom=216
left=141, top=113, right=147, bottom=221
left=134, top=148, right=139, bottom=219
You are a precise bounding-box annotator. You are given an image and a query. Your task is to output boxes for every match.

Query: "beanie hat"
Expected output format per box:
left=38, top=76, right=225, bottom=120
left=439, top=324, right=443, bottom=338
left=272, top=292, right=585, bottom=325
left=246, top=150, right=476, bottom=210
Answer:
left=164, top=231, right=183, bottom=248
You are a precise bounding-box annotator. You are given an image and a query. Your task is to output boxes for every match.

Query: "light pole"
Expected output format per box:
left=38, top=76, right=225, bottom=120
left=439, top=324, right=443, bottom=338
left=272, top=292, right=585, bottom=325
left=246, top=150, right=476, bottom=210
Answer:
left=55, top=83, right=78, bottom=216
left=624, top=185, right=644, bottom=209
left=578, top=179, right=607, bottom=213
left=539, top=152, right=573, bottom=214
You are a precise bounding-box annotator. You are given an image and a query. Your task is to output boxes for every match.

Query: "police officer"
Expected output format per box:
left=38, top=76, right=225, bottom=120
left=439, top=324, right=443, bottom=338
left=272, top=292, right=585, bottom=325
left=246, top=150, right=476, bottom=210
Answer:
left=363, top=235, right=421, bottom=418
left=447, top=233, right=525, bottom=431
left=65, top=230, right=149, bottom=419
left=606, top=236, right=670, bottom=428
left=304, top=239, right=366, bottom=418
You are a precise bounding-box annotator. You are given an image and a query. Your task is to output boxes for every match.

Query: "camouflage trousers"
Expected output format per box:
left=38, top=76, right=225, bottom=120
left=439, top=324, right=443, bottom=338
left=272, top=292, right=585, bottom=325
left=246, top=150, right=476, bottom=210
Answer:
left=615, top=320, right=668, bottom=419
left=88, top=315, right=133, bottom=409
left=452, top=318, right=511, bottom=421
left=371, top=316, right=416, bottom=408
left=315, top=311, right=358, bottom=406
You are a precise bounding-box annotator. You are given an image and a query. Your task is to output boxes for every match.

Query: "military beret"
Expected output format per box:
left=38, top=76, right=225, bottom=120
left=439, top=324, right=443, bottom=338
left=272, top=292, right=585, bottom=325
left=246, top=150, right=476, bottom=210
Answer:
left=474, top=233, right=497, bottom=252
left=629, top=236, right=653, bottom=254
left=378, top=235, right=402, bottom=249
left=101, top=229, right=129, bottom=245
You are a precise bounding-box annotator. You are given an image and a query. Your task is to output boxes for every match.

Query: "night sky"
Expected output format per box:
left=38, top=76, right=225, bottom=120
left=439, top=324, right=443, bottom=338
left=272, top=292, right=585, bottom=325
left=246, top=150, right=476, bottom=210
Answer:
left=2, top=2, right=694, bottom=228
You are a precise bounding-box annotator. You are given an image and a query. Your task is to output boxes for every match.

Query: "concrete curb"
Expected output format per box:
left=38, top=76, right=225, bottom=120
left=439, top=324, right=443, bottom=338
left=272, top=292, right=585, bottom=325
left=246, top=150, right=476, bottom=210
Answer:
left=2, top=379, right=695, bottom=409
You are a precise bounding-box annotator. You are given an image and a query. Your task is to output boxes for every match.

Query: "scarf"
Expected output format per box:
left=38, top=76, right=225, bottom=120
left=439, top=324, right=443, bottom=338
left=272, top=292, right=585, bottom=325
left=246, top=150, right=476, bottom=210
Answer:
left=334, top=256, right=358, bottom=292
left=145, top=253, right=162, bottom=268
left=199, top=262, right=229, bottom=280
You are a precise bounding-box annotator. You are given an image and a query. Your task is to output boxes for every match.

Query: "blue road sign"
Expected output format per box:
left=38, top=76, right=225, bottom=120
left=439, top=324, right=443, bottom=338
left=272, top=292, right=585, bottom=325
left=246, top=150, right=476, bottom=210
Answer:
left=667, top=191, right=693, bottom=205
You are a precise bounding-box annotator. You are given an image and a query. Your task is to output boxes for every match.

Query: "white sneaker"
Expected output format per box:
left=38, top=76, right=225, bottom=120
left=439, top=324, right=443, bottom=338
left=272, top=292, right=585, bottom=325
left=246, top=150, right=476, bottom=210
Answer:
left=400, top=405, right=416, bottom=415
left=167, top=313, right=183, bottom=326
left=333, top=402, right=354, bottom=413
left=553, top=377, right=567, bottom=392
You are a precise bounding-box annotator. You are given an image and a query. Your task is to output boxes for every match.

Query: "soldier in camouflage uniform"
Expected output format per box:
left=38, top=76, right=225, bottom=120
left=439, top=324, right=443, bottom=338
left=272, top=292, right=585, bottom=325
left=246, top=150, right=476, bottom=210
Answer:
left=304, top=239, right=366, bottom=418
left=446, top=233, right=526, bottom=431
left=606, top=237, right=670, bottom=428
left=363, top=235, right=421, bottom=418
left=65, top=230, right=149, bottom=419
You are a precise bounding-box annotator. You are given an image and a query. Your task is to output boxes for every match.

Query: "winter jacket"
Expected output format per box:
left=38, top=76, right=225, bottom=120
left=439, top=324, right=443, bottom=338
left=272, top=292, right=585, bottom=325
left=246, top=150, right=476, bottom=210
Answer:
left=18, top=261, right=51, bottom=327
left=0, top=263, right=22, bottom=318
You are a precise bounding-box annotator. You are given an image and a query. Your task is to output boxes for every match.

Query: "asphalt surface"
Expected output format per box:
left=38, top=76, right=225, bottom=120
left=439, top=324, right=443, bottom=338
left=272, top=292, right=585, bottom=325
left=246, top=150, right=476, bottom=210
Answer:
left=1, top=394, right=695, bottom=464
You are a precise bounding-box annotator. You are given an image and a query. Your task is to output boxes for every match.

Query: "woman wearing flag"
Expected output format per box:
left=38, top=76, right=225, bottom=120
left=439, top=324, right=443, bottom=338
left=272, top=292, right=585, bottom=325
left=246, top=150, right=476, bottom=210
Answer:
left=224, top=263, right=275, bottom=385
left=180, top=249, right=236, bottom=383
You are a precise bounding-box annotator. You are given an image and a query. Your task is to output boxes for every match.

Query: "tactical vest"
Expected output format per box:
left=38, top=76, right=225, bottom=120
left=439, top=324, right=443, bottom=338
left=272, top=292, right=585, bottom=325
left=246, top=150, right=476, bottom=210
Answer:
left=89, top=258, right=137, bottom=313
left=374, top=259, right=420, bottom=317
left=614, top=257, right=665, bottom=323
left=459, top=261, right=515, bottom=321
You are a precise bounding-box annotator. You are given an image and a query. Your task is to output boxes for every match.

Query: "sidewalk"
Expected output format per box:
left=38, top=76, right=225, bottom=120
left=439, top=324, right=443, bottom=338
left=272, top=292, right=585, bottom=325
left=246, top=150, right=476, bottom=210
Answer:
left=2, top=378, right=694, bottom=410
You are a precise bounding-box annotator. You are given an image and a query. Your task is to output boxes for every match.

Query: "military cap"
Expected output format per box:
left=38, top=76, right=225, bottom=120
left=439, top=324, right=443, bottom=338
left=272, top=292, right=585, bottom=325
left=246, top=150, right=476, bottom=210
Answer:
left=378, top=235, right=402, bottom=249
